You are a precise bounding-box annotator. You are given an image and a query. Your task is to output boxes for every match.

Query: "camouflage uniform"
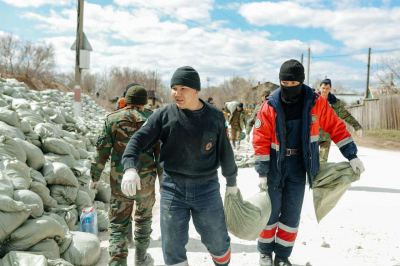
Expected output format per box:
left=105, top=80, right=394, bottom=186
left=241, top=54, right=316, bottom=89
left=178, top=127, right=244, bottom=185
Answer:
left=91, top=106, right=163, bottom=266
left=229, top=109, right=247, bottom=141
left=246, top=104, right=261, bottom=135
left=319, top=93, right=362, bottom=162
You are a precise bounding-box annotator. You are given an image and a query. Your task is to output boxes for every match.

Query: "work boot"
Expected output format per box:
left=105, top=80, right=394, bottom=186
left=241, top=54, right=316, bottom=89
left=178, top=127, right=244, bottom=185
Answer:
left=128, top=223, right=135, bottom=248
left=232, top=140, right=236, bottom=148
left=274, top=256, right=292, bottom=266
left=135, top=248, right=154, bottom=266
left=260, top=253, right=273, bottom=266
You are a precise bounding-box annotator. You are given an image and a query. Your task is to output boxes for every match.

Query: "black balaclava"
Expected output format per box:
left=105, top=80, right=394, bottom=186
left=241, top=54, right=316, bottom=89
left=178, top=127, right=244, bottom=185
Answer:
left=279, top=59, right=305, bottom=105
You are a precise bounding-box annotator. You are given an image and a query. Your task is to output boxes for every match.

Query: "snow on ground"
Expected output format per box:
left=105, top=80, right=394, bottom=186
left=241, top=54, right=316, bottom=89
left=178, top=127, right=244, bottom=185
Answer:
left=97, top=141, right=400, bottom=266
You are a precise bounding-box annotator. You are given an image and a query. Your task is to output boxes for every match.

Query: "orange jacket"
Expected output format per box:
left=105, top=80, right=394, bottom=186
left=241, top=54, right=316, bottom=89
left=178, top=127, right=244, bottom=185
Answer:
left=119, top=97, right=127, bottom=109
left=253, top=85, right=357, bottom=188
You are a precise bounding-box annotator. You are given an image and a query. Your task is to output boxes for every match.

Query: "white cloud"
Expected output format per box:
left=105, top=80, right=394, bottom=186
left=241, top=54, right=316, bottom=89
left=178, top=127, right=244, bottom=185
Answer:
left=238, top=1, right=400, bottom=50
left=1, top=0, right=73, bottom=8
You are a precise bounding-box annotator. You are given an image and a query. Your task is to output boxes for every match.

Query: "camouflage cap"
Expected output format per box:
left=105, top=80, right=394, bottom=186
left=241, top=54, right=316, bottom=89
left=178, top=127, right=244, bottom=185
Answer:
left=125, top=85, right=148, bottom=105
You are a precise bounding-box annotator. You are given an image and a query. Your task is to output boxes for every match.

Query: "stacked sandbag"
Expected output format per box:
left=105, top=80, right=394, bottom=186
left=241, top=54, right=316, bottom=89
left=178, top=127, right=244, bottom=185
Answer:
left=0, top=251, right=48, bottom=266
left=14, top=138, right=45, bottom=170
left=95, top=181, right=111, bottom=204
left=60, top=232, right=101, bottom=266
left=0, top=136, right=26, bottom=163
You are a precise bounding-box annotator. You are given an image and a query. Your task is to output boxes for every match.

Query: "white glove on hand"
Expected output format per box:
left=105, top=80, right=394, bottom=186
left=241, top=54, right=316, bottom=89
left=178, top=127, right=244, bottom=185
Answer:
left=350, top=158, right=365, bottom=174
left=226, top=186, right=238, bottom=196
left=258, top=177, right=268, bottom=190
left=246, top=135, right=250, bottom=143
left=89, top=180, right=100, bottom=192
left=121, top=168, right=141, bottom=197
left=356, top=129, right=362, bottom=137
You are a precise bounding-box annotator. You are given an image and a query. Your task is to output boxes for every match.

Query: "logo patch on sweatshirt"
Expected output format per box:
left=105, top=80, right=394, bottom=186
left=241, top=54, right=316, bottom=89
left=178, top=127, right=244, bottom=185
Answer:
left=206, top=142, right=213, bottom=150
left=311, top=115, right=318, bottom=123
left=255, top=119, right=261, bottom=129
left=142, top=120, right=148, bottom=127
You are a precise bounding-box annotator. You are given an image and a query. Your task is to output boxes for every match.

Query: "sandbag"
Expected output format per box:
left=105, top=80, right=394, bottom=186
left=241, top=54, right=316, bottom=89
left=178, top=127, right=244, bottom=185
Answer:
left=77, top=148, right=91, bottom=159
left=24, top=115, right=45, bottom=127
left=51, top=114, right=66, bottom=125
left=60, top=231, right=101, bottom=266
left=224, top=188, right=271, bottom=241
left=49, top=185, right=78, bottom=205
left=313, top=162, right=361, bottom=223
left=0, top=108, right=20, bottom=128
left=0, top=136, right=26, bottom=163
left=35, top=123, right=63, bottom=138
left=45, top=213, right=73, bottom=254
left=42, top=138, right=71, bottom=156
left=224, top=100, right=239, bottom=114
left=0, top=171, right=13, bottom=198
left=14, top=138, right=45, bottom=170
left=20, top=118, right=32, bottom=133
left=1, top=159, right=31, bottom=190
left=61, top=130, right=76, bottom=140
left=25, top=130, right=40, bottom=140
left=27, top=239, right=60, bottom=260
left=48, top=258, right=74, bottom=266
left=11, top=98, right=30, bottom=109
left=79, top=185, right=95, bottom=202
left=93, top=200, right=105, bottom=211
left=0, top=209, right=32, bottom=244
left=1, top=216, right=65, bottom=254
left=44, top=153, right=77, bottom=168
left=62, top=137, right=80, bottom=149
left=29, top=181, right=58, bottom=209
left=97, top=209, right=109, bottom=231
left=95, top=181, right=111, bottom=203
left=47, top=205, right=78, bottom=232
left=0, top=98, right=8, bottom=107
left=68, top=143, right=80, bottom=160
left=0, top=121, right=25, bottom=140
left=43, top=106, right=56, bottom=116
left=75, top=190, right=92, bottom=216
left=14, top=189, right=44, bottom=218
left=30, top=169, right=47, bottom=186
left=42, top=163, right=79, bottom=187
left=0, top=251, right=47, bottom=266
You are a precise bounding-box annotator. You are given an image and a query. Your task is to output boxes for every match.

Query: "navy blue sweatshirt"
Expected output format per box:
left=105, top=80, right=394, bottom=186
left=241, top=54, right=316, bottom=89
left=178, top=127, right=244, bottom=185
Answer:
left=122, top=100, right=237, bottom=187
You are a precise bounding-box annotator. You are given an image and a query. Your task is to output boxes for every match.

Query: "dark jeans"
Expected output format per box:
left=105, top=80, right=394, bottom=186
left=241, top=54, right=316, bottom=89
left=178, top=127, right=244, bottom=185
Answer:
left=160, top=175, right=231, bottom=266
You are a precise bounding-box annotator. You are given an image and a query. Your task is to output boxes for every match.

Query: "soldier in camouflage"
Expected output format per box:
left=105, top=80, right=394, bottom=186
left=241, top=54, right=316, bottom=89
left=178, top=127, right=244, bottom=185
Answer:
left=319, top=79, right=362, bottom=162
left=245, top=89, right=270, bottom=142
left=228, top=102, right=247, bottom=148
left=90, top=85, right=162, bottom=266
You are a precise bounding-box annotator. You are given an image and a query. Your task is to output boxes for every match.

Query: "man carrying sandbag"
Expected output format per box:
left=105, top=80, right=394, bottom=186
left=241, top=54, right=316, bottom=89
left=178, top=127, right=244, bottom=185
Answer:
left=253, top=59, right=365, bottom=266
left=91, top=85, right=163, bottom=266
left=122, top=66, right=238, bottom=266
left=246, top=89, right=270, bottom=142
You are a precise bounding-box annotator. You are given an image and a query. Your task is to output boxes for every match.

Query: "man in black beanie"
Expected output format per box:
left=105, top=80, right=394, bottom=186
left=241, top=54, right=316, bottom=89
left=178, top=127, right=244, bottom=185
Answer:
left=253, top=60, right=365, bottom=266
left=122, top=66, right=238, bottom=266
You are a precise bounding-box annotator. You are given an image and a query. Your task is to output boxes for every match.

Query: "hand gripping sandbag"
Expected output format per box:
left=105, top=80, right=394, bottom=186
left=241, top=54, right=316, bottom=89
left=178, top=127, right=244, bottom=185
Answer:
left=313, top=161, right=361, bottom=223
left=224, top=188, right=271, bottom=241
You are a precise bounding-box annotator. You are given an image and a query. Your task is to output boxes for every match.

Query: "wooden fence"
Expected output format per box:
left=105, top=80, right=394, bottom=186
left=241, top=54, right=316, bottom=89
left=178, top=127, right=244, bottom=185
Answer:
left=345, top=94, right=400, bottom=131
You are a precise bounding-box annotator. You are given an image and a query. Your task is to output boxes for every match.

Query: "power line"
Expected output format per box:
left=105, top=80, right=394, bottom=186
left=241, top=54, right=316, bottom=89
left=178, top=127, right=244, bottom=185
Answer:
left=312, top=48, right=400, bottom=59
left=137, top=0, right=301, bottom=56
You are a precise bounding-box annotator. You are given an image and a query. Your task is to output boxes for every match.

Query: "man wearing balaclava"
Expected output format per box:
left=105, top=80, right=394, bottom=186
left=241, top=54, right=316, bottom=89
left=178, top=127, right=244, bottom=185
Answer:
left=252, top=60, right=365, bottom=266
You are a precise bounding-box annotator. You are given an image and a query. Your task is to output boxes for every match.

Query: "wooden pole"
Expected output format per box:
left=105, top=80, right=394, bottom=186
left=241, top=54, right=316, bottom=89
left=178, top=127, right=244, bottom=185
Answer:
left=74, top=0, right=84, bottom=117
left=366, top=47, right=371, bottom=99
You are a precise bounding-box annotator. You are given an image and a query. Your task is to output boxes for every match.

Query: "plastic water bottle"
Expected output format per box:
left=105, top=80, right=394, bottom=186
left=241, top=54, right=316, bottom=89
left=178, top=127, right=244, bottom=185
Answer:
left=80, top=206, right=98, bottom=236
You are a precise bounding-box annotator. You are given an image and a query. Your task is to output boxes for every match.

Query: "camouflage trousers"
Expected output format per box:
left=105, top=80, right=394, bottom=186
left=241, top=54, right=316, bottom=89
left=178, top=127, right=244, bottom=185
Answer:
left=230, top=126, right=242, bottom=141
left=319, top=140, right=331, bottom=163
left=108, top=174, right=156, bottom=266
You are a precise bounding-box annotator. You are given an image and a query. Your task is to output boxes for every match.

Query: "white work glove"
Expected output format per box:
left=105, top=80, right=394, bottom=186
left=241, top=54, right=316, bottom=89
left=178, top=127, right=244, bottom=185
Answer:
left=226, top=186, right=238, bottom=196
left=356, top=129, right=362, bottom=137
left=246, top=135, right=250, bottom=142
left=121, top=168, right=141, bottom=197
left=89, top=180, right=100, bottom=193
left=258, top=177, right=268, bottom=190
left=350, top=158, right=365, bottom=174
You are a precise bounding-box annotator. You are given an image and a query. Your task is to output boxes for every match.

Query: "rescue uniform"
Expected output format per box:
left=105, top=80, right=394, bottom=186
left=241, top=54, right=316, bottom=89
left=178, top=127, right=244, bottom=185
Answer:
left=229, top=109, right=246, bottom=142
left=253, top=85, right=358, bottom=258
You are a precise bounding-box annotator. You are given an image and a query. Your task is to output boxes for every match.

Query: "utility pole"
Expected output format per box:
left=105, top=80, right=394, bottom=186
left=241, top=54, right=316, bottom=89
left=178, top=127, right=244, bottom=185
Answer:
left=366, top=47, right=371, bottom=98
left=307, top=47, right=311, bottom=86
left=74, top=0, right=84, bottom=117
left=154, top=70, right=157, bottom=106
left=301, top=53, right=304, bottom=65
left=207, top=77, right=210, bottom=89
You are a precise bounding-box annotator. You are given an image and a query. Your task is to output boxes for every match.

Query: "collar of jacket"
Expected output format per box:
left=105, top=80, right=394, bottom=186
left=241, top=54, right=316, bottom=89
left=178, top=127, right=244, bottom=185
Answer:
left=317, top=91, right=337, bottom=104
left=268, top=84, right=317, bottom=110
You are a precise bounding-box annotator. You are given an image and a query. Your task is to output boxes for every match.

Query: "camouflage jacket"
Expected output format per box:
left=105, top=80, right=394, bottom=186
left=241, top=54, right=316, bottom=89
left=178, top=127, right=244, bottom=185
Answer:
left=246, top=104, right=261, bottom=135
left=319, top=93, right=362, bottom=142
left=91, top=106, right=163, bottom=195
left=229, top=109, right=247, bottom=130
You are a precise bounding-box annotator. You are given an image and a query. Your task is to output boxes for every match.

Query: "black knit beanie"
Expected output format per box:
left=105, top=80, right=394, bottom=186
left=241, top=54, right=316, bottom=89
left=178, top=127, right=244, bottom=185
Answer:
left=171, top=66, right=201, bottom=91
left=125, top=85, right=148, bottom=105
left=279, top=59, right=305, bottom=83
left=320, top=79, right=331, bottom=87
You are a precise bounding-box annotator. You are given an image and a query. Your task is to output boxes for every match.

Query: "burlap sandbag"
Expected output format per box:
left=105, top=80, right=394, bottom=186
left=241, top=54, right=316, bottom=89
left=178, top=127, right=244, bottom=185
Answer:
left=95, top=181, right=111, bottom=204
left=313, top=162, right=361, bottom=223
left=44, top=153, right=77, bottom=168
left=68, top=143, right=80, bottom=160
left=0, top=108, right=20, bottom=128
left=48, top=258, right=74, bottom=266
left=1, top=159, right=31, bottom=190
left=0, top=136, right=26, bottom=163
left=30, top=169, right=47, bottom=186
left=0, top=251, right=47, bottom=266
left=42, top=163, right=78, bottom=188
left=20, top=118, right=32, bottom=133
left=224, top=188, right=271, bottom=241
left=97, top=209, right=109, bottom=231
left=60, top=232, right=101, bottom=266
left=0, top=209, right=32, bottom=244
left=45, top=213, right=73, bottom=254
left=27, top=238, right=61, bottom=260
left=42, top=138, right=71, bottom=156
left=14, top=189, right=44, bottom=218
left=79, top=185, right=95, bottom=202
left=0, top=121, right=25, bottom=140
left=0, top=170, right=13, bottom=198
left=47, top=205, right=78, bottom=232
left=35, top=123, right=63, bottom=138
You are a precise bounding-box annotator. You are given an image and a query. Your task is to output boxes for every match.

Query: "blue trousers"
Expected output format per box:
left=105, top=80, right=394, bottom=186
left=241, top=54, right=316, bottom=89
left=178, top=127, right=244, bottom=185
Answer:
left=160, top=175, right=231, bottom=266
left=257, top=155, right=306, bottom=258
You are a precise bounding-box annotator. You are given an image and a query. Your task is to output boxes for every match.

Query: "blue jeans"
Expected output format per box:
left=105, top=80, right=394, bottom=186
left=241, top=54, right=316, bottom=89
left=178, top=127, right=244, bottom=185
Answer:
left=160, top=174, right=231, bottom=266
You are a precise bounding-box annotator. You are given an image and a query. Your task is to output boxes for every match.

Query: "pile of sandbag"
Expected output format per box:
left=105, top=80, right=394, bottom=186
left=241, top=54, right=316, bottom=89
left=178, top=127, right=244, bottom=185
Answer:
left=0, top=77, right=107, bottom=265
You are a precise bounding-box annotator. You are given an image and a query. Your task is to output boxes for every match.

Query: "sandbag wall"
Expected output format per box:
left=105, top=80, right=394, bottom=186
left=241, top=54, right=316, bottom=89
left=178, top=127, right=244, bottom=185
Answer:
left=0, top=77, right=111, bottom=266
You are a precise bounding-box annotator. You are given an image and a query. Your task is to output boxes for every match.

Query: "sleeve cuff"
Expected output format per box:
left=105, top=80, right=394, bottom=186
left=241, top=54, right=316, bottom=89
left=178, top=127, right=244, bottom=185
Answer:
left=346, top=154, right=358, bottom=161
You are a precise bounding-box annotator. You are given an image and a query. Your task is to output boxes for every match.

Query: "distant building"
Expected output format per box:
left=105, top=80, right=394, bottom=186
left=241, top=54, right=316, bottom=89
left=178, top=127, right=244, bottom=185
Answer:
left=146, top=90, right=163, bottom=108
left=333, top=91, right=364, bottom=106
left=247, top=81, right=279, bottom=103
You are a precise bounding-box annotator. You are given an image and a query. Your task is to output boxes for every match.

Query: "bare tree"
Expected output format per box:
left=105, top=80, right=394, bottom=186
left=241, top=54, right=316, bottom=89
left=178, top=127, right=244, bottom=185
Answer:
left=373, top=52, right=400, bottom=93
left=0, top=33, right=20, bottom=75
